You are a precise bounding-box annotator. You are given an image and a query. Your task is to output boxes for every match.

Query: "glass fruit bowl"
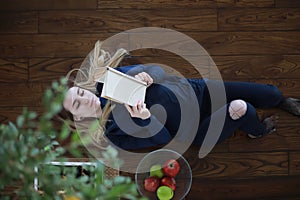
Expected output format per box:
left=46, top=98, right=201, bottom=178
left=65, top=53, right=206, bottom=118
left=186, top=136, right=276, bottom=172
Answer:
left=135, top=149, right=192, bottom=200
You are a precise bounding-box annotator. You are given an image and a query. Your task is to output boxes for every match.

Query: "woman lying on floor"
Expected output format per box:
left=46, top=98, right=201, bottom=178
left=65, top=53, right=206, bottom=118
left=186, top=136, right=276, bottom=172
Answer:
left=62, top=41, right=300, bottom=152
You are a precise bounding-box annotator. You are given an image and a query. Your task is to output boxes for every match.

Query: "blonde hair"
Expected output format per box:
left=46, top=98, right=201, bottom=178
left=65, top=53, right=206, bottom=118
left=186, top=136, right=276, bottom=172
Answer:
left=65, top=41, right=128, bottom=148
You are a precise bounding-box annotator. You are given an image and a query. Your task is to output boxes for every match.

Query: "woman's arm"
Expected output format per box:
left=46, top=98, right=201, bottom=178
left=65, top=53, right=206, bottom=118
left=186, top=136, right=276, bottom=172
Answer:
left=104, top=102, right=172, bottom=150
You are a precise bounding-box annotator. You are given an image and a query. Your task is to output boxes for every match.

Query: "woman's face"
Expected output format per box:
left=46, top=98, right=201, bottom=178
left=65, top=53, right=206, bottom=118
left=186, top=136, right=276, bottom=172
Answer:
left=63, top=87, right=101, bottom=121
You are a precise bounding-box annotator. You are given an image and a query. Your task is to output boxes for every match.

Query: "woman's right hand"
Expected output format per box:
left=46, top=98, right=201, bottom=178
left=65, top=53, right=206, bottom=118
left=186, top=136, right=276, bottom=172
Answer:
left=124, top=101, right=151, bottom=120
left=134, top=72, right=153, bottom=86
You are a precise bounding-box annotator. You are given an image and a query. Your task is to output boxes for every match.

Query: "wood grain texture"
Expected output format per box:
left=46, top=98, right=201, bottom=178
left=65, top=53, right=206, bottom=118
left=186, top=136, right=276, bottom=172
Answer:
left=275, top=0, right=300, bottom=8
left=0, top=58, right=28, bottom=83
left=290, top=151, right=300, bottom=175
left=0, top=107, right=43, bottom=124
left=29, top=58, right=83, bottom=81
left=187, top=152, right=288, bottom=178
left=193, top=31, right=300, bottom=56
left=0, top=32, right=299, bottom=58
left=0, top=83, right=49, bottom=107
left=211, top=55, right=300, bottom=80
left=0, top=33, right=129, bottom=58
left=129, top=31, right=300, bottom=56
left=38, top=9, right=217, bottom=33
left=187, top=176, right=300, bottom=200
left=219, top=8, right=300, bottom=31
left=98, top=0, right=275, bottom=9
left=0, top=11, right=38, bottom=33
left=0, top=0, right=97, bottom=10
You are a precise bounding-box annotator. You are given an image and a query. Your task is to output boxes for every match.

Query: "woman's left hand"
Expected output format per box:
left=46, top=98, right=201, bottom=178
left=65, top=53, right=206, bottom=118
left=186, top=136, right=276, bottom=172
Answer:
left=134, top=72, right=153, bottom=86
left=125, top=101, right=151, bottom=120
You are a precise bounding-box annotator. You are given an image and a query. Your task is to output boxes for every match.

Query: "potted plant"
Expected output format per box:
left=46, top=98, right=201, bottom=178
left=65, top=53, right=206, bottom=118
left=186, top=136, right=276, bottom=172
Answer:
left=0, top=78, right=146, bottom=200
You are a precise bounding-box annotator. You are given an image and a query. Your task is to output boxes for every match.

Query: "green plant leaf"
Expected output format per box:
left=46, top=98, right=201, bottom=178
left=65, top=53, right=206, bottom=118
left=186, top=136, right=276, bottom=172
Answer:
left=51, top=141, right=59, bottom=146
left=113, top=176, right=127, bottom=185
left=8, top=122, right=18, bottom=139
left=106, top=184, right=137, bottom=198
left=30, top=148, right=39, bottom=157
left=28, top=111, right=37, bottom=120
left=0, top=78, right=143, bottom=200
left=60, top=122, right=71, bottom=141
left=52, top=81, right=58, bottom=89
left=16, top=115, right=24, bottom=127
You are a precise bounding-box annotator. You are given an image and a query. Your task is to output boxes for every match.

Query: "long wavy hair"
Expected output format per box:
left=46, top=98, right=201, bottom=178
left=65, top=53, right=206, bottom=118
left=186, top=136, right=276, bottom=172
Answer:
left=64, top=41, right=128, bottom=148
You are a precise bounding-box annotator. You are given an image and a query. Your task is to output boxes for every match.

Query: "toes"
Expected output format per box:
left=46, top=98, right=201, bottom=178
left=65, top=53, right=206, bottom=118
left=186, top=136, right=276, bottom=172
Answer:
left=270, top=128, right=277, bottom=133
left=270, top=114, right=279, bottom=120
left=280, top=98, right=300, bottom=116
left=263, top=115, right=278, bottom=133
left=289, top=97, right=300, bottom=102
left=271, top=114, right=279, bottom=124
left=287, top=98, right=300, bottom=115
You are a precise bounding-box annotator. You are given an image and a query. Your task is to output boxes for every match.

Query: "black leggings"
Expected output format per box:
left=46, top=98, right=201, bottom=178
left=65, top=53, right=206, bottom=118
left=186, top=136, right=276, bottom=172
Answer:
left=193, top=80, right=284, bottom=146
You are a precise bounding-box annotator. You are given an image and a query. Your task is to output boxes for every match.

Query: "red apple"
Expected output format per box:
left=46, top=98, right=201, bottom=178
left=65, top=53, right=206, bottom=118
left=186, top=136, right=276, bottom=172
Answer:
left=162, top=159, right=180, bottom=177
left=161, top=176, right=176, bottom=191
left=144, top=176, right=160, bottom=192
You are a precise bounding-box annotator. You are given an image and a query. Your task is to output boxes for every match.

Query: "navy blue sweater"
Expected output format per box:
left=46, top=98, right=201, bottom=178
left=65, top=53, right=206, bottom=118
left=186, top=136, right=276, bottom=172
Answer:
left=96, top=65, right=206, bottom=150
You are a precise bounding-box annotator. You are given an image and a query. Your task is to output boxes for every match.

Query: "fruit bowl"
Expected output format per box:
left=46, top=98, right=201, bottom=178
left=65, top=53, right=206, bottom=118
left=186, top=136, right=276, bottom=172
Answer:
left=135, top=149, right=192, bottom=200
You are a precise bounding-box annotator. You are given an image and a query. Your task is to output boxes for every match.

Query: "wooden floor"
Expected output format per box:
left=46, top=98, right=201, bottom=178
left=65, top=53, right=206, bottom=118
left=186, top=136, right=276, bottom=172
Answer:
left=1, top=0, right=300, bottom=199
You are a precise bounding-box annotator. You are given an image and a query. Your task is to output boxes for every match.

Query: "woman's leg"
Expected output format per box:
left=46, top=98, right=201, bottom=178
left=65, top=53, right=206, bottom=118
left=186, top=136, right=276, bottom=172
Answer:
left=221, top=81, right=300, bottom=116
left=204, top=80, right=284, bottom=108
left=194, top=100, right=273, bottom=146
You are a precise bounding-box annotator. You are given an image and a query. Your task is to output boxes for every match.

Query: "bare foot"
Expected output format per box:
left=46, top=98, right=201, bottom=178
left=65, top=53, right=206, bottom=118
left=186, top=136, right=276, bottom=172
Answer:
left=280, top=97, right=300, bottom=116
left=248, top=115, right=279, bottom=139
left=262, top=115, right=279, bottom=134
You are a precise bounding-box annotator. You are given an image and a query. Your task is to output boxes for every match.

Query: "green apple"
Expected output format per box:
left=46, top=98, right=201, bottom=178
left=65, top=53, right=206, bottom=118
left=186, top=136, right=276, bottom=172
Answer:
left=156, top=186, right=174, bottom=200
left=150, top=164, right=164, bottom=178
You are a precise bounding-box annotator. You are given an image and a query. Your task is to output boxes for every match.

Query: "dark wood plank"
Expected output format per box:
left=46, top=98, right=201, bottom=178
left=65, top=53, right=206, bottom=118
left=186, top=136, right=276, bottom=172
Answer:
left=276, top=0, right=300, bottom=8
left=219, top=8, right=300, bottom=31
left=129, top=31, right=300, bottom=56
left=0, top=107, right=43, bottom=124
left=210, top=55, right=300, bottom=80
left=0, top=0, right=97, bottom=10
left=0, top=33, right=129, bottom=58
left=0, top=11, right=38, bottom=33
left=29, top=58, right=83, bottom=81
left=98, top=0, right=275, bottom=9
left=0, top=32, right=299, bottom=58
left=290, top=151, right=300, bottom=175
left=185, top=151, right=288, bottom=178
left=188, top=31, right=300, bottom=56
left=187, top=176, right=300, bottom=200
left=0, top=83, right=50, bottom=107
left=0, top=58, right=28, bottom=83
left=186, top=140, right=230, bottom=156
left=39, top=9, right=217, bottom=33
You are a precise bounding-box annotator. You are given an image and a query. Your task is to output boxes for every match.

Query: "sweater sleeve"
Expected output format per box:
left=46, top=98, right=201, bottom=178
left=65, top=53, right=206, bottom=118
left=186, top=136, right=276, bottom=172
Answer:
left=118, top=64, right=166, bottom=83
left=104, top=104, right=172, bottom=150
